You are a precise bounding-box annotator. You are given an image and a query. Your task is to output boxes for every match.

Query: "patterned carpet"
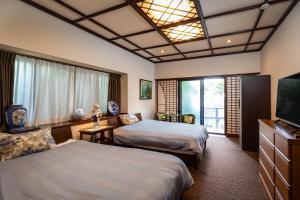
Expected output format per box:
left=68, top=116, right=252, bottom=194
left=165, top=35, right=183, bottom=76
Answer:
left=184, top=135, right=266, bottom=200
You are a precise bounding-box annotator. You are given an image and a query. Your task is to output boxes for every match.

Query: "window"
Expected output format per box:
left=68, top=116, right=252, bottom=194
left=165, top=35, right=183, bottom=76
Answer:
left=13, top=55, right=109, bottom=126
left=74, top=68, right=109, bottom=114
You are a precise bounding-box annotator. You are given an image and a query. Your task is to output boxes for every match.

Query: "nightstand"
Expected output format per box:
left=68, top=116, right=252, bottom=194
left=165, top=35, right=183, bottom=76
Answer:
left=79, top=126, right=114, bottom=144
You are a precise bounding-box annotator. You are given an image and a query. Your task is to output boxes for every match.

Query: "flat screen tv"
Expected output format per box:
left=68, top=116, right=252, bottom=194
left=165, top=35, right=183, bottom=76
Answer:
left=276, top=72, right=300, bottom=128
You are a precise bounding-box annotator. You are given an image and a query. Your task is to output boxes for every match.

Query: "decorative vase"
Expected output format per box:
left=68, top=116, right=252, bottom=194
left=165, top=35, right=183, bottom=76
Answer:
left=107, top=101, right=120, bottom=116
left=5, top=105, right=27, bottom=130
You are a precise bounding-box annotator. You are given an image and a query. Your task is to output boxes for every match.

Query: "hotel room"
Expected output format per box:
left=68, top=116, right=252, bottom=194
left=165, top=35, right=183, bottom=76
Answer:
left=0, top=0, right=300, bottom=199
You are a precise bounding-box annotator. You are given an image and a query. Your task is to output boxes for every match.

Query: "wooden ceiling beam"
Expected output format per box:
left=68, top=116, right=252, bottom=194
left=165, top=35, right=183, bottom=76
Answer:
left=107, top=0, right=290, bottom=40
left=244, top=0, right=269, bottom=51
left=52, top=0, right=161, bottom=61
left=132, top=25, right=274, bottom=51
left=260, top=0, right=299, bottom=50
left=148, top=41, right=264, bottom=59
left=205, top=0, right=290, bottom=20
left=73, top=2, right=130, bottom=22
left=126, top=0, right=187, bottom=58
left=193, top=0, right=213, bottom=55
left=20, top=0, right=159, bottom=62
left=154, top=50, right=260, bottom=63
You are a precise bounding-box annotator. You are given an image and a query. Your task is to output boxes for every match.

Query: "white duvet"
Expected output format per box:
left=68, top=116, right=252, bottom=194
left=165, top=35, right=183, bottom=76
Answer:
left=114, top=120, right=209, bottom=158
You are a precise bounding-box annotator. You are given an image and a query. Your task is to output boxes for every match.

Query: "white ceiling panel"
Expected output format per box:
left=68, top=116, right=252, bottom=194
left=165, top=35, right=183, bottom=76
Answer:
left=211, top=32, right=250, bottom=48
left=136, top=50, right=152, bottom=58
left=206, top=9, right=259, bottom=36
left=127, top=32, right=168, bottom=48
left=32, top=0, right=81, bottom=20
left=114, top=39, right=137, bottom=50
left=200, top=0, right=264, bottom=16
left=78, top=20, right=117, bottom=39
left=250, top=28, right=272, bottom=43
left=214, top=46, right=245, bottom=55
left=160, top=55, right=185, bottom=61
left=176, top=40, right=210, bottom=52
left=247, top=43, right=262, bottom=50
left=258, top=1, right=291, bottom=27
left=185, top=50, right=212, bottom=58
left=147, top=46, right=178, bottom=56
left=150, top=58, right=160, bottom=62
left=62, top=0, right=125, bottom=15
left=93, top=6, right=152, bottom=35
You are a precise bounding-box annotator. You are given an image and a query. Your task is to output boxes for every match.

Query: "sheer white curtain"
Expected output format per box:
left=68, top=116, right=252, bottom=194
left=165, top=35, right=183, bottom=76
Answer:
left=13, top=55, right=75, bottom=126
left=74, top=68, right=109, bottom=114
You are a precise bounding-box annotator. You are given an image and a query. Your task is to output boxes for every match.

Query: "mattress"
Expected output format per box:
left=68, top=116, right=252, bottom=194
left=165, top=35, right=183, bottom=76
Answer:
left=114, top=120, right=209, bottom=158
left=0, top=140, right=193, bottom=200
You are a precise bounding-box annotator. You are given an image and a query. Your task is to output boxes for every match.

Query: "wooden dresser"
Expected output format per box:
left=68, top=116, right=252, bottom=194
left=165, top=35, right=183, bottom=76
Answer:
left=259, top=119, right=300, bottom=200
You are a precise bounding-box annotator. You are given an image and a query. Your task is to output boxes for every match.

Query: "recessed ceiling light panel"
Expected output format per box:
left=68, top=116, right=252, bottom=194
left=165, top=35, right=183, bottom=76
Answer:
left=137, top=0, right=206, bottom=42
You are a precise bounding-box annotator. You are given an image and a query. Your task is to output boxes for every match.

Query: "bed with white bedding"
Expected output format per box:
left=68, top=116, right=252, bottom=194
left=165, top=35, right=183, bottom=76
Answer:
left=0, top=140, right=193, bottom=200
left=113, top=119, right=209, bottom=159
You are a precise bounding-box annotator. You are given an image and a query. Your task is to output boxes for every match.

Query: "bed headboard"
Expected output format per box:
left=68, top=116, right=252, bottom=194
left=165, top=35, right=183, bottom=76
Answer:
left=107, top=113, right=142, bottom=128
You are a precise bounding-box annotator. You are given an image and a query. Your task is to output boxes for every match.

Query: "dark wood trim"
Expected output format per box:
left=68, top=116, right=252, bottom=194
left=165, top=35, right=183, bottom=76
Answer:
left=205, top=0, right=289, bottom=20
left=73, top=2, right=130, bottom=22
left=260, top=0, right=299, bottom=50
left=126, top=0, right=187, bottom=58
left=193, top=0, right=213, bottom=55
left=132, top=26, right=274, bottom=51
left=111, top=28, right=156, bottom=40
left=19, top=0, right=156, bottom=63
left=154, top=50, right=260, bottom=63
left=244, top=0, right=268, bottom=51
left=52, top=0, right=160, bottom=61
left=148, top=41, right=264, bottom=59
left=108, top=0, right=287, bottom=40
left=155, top=72, right=259, bottom=81
left=19, top=0, right=296, bottom=63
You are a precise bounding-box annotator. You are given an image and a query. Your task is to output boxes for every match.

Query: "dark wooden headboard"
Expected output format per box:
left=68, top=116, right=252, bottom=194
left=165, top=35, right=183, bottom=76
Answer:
left=107, top=113, right=142, bottom=128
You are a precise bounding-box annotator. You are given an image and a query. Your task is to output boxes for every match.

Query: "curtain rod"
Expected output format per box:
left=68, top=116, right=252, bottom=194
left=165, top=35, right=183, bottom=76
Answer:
left=0, top=49, right=121, bottom=76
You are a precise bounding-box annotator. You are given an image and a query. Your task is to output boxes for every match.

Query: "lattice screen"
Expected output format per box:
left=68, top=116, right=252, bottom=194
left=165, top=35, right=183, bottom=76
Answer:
left=226, top=76, right=241, bottom=135
left=157, top=80, right=178, bottom=122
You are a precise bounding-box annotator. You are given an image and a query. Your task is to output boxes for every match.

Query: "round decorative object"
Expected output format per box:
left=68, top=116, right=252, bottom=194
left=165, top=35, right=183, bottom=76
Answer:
left=72, top=109, right=85, bottom=120
left=107, top=101, right=120, bottom=116
left=5, top=105, right=27, bottom=130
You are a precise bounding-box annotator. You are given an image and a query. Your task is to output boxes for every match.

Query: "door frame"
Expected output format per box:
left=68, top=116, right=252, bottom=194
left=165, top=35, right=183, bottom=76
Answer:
left=178, top=76, right=225, bottom=134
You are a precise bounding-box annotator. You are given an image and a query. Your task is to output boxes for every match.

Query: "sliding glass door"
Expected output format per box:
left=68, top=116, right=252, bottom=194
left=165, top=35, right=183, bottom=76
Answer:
left=204, top=78, right=225, bottom=133
left=181, top=80, right=201, bottom=124
left=180, top=78, right=225, bottom=134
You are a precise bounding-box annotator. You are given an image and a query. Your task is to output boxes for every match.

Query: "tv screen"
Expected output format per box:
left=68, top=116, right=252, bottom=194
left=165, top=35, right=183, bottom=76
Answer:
left=276, top=72, right=300, bottom=127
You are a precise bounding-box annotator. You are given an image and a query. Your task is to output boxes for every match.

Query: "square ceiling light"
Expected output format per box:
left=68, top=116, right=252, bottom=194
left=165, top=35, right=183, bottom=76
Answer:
left=137, top=0, right=206, bottom=42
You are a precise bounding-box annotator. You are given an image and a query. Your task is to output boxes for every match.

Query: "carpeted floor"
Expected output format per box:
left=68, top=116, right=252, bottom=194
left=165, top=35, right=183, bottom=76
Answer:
left=183, top=135, right=266, bottom=200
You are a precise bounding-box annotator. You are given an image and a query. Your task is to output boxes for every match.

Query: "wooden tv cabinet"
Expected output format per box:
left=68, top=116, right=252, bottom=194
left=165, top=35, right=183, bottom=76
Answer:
left=259, top=119, right=300, bottom=200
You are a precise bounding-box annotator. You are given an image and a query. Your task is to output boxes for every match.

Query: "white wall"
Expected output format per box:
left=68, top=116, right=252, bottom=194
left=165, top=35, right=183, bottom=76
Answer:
left=261, top=3, right=300, bottom=119
left=155, top=52, right=260, bottom=79
left=0, top=0, right=155, bottom=119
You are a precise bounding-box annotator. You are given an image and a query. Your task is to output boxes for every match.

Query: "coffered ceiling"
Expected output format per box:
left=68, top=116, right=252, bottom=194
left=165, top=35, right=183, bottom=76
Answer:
left=20, top=0, right=299, bottom=63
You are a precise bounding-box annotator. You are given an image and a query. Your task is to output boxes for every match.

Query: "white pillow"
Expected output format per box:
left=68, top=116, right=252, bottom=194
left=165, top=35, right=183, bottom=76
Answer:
left=119, top=114, right=140, bottom=125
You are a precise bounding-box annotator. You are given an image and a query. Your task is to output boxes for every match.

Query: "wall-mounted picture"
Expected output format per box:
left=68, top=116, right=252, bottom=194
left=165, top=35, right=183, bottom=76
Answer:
left=140, top=79, right=152, bottom=100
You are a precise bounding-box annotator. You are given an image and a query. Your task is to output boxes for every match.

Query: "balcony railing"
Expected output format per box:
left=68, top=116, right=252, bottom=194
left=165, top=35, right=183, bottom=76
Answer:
left=204, top=107, right=224, bottom=133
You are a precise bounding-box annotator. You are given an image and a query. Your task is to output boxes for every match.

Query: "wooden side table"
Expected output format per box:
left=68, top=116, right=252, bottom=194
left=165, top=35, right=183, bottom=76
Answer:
left=79, top=126, right=114, bottom=144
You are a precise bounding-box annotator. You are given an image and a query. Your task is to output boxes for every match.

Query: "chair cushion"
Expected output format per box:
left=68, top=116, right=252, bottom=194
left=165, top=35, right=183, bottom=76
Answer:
left=157, top=113, right=167, bottom=121
left=183, top=116, right=194, bottom=124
